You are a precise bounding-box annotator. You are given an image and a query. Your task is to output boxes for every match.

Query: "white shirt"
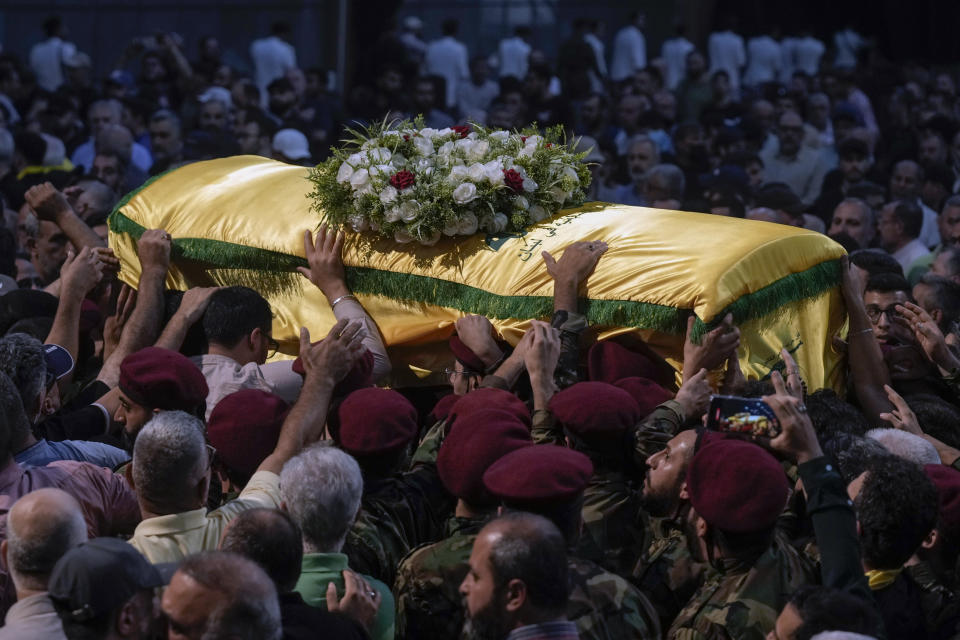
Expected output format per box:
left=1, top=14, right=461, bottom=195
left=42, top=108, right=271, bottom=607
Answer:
left=744, top=36, right=782, bottom=87
left=250, top=36, right=297, bottom=100
left=892, top=239, right=932, bottom=274
left=494, top=37, right=531, bottom=80
left=917, top=199, right=942, bottom=249
left=457, top=79, right=499, bottom=125
left=29, top=37, right=76, bottom=92
left=71, top=138, right=153, bottom=174
left=584, top=32, right=607, bottom=93
left=610, top=25, right=646, bottom=82
left=191, top=354, right=304, bottom=421
left=425, top=36, right=470, bottom=108
left=708, top=30, right=746, bottom=94
left=834, top=29, right=864, bottom=69
left=661, top=37, right=695, bottom=90
left=780, top=37, right=800, bottom=82
left=794, top=36, right=825, bottom=76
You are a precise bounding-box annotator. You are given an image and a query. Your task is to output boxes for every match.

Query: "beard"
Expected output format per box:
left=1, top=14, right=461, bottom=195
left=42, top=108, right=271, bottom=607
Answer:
left=462, top=592, right=511, bottom=640
left=640, top=472, right=678, bottom=518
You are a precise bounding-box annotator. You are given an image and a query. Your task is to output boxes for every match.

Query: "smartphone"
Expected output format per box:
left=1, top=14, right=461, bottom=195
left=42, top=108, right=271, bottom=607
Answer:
left=706, top=395, right=781, bottom=438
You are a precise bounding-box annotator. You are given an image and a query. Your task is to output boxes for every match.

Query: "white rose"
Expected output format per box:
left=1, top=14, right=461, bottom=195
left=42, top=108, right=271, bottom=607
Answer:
left=562, top=166, right=580, bottom=182
left=467, top=131, right=479, bottom=140
left=349, top=169, right=370, bottom=191
left=455, top=138, right=475, bottom=153
left=336, top=162, right=354, bottom=184
left=419, top=230, right=441, bottom=246
left=437, top=128, right=454, bottom=137
left=413, top=136, right=434, bottom=156
left=524, top=135, right=542, bottom=148
left=384, top=206, right=402, bottom=223
left=522, top=177, right=538, bottom=192
left=416, top=158, right=433, bottom=173
left=394, top=229, right=415, bottom=243
left=514, top=196, right=530, bottom=210
left=467, top=163, right=486, bottom=182
left=346, top=152, right=366, bottom=167
left=380, top=186, right=398, bottom=205
left=452, top=182, right=479, bottom=204
left=457, top=211, right=479, bottom=235
left=467, top=140, right=490, bottom=161
left=551, top=186, right=570, bottom=203
left=348, top=215, right=369, bottom=232
left=442, top=219, right=461, bottom=236
left=489, top=130, right=509, bottom=142
left=484, top=165, right=504, bottom=186
left=518, top=146, right=535, bottom=159
left=490, top=213, right=509, bottom=232
left=528, top=204, right=549, bottom=222
left=370, top=164, right=394, bottom=179
left=400, top=200, right=421, bottom=222
left=361, top=139, right=377, bottom=150
left=420, top=128, right=440, bottom=139
left=392, top=153, right=407, bottom=167
left=438, top=141, right=456, bottom=157
left=447, top=165, right=470, bottom=184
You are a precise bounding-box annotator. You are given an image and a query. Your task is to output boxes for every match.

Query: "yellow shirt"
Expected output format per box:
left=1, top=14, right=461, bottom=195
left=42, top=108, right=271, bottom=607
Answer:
left=128, top=470, right=281, bottom=563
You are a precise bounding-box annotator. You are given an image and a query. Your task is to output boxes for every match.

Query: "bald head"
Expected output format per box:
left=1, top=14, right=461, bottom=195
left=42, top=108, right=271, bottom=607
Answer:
left=5, top=488, right=87, bottom=592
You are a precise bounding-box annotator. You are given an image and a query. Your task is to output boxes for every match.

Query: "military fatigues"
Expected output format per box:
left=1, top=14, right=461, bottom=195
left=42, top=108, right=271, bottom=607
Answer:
left=578, top=471, right=647, bottom=577
left=343, top=419, right=454, bottom=586
left=567, top=555, right=661, bottom=640
left=393, top=515, right=488, bottom=640
left=667, top=536, right=816, bottom=640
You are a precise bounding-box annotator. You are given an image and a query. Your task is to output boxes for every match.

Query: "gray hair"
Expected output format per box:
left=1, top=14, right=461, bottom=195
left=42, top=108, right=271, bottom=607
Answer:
left=0, top=333, right=46, bottom=415
left=177, top=551, right=282, bottom=640
left=7, top=488, right=86, bottom=592
left=866, top=428, right=940, bottom=466
left=151, top=109, right=182, bottom=134
left=280, top=444, right=363, bottom=553
left=0, top=128, right=14, bottom=164
left=836, top=197, right=874, bottom=226
left=810, top=633, right=878, bottom=640
left=821, top=433, right=894, bottom=485
left=132, top=410, right=208, bottom=507
left=644, top=163, right=685, bottom=200
left=627, top=134, right=660, bottom=163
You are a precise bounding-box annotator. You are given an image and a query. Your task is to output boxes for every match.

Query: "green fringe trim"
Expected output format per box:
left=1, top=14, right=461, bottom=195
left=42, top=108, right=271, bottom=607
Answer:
left=688, top=259, right=843, bottom=342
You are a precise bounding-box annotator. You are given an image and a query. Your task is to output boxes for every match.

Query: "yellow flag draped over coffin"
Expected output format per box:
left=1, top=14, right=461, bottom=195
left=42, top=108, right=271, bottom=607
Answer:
left=108, top=156, right=848, bottom=390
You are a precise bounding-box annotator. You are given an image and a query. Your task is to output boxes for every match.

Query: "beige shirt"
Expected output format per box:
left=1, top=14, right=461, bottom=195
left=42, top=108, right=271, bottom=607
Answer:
left=128, top=470, right=281, bottom=563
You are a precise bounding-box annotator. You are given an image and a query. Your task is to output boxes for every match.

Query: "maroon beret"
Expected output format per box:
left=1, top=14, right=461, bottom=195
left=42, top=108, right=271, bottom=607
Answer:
left=208, top=389, right=289, bottom=477
left=118, top=347, right=209, bottom=411
left=687, top=439, right=789, bottom=533
left=587, top=341, right=660, bottom=384
left=924, top=464, right=960, bottom=543
left=449, top=335, right=486, bottom=373
left=293, top=348, right=374, bottom=398
left=483, top=445, right=594, bottom=508
left=438, top=410, right=532, bottom=505
left=448, top=388, right=531, bottom=429
left=337, top=388, right=419, bottom=456
left=429, top=393, right=460, bottom=423
left=614, top=377, right=675, bottom=418
left=549, top=382, right=640, bottom=446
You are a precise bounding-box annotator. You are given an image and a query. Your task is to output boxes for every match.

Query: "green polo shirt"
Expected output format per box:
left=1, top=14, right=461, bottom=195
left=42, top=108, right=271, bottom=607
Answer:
left=295, top=552, right=395, bottom=640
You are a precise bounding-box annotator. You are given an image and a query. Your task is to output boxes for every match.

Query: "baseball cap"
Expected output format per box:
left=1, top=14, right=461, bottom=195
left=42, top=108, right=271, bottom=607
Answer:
left=272, top=129, right=311, bottom=161
left=43, top=344, right=74, bottom=387
left=48, top=538, right=166, bottom=622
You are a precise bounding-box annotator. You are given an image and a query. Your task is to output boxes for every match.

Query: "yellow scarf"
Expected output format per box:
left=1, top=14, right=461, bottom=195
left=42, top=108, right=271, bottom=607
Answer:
left=865, top=568, right=902, bottom=591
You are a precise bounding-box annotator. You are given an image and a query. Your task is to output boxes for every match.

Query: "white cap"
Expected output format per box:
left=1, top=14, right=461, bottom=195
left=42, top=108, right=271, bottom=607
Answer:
left=197, top=86, right=232, bottom=108
left=272, top=129, right=311, bottom=161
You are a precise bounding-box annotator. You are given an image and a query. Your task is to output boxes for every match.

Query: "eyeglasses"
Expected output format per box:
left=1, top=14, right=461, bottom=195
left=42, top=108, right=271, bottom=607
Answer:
left=865, top=305, right=904, bottom=324
left=444, top=367, right=481, bottom=378
left=266, top=336, right=280, bottom=359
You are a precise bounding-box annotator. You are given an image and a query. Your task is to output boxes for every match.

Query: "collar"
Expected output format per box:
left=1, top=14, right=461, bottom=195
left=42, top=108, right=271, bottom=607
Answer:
left=133, top=508, right=208, bottom=536
left=0, top=459, right=24, bottom=491
left=301, top=552, right=349, bottom=574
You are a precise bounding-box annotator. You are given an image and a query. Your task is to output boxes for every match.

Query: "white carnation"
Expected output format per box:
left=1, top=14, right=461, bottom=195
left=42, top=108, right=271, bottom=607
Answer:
left=467, top=163, right=486, bottom=182
left=416, top=158, right=433, bottom=173
left=437, top=128, right=454, bottom=137
left=348, top=215, right=369, bottom=232
left=528, top=204, right=549, bottom=222
left=455, top=138, right=475, bottom=154
left=448, top=165, right=470, bottom=184
left=489, top=131, right=509, bottom=142
left=413, top=136, right=434, bottom=156
left=467, top=140, right=490, bottom=161
left=420, top=128, right=440, bottom=139
left=336, top=162, right=354, bottom=184
left=384, top=206, right=402, bottom=222
left=457, top=212, right=479, bottom=235
left=562, top=165, right=580, bottom=182
left=392, top=153, right=407, bottom=167
left=518, top=146, right=535, bottom=159
left=370, top=164, right=394, bottom=179
left=524, top=135, right=542, bottom=147
left=380, top=186, right=398, bottom=204
left=551, top=186, right=570, bottom=203
left=522, top=177, right=538, bottom=192
left=467, top=131, right=479, bottom=140
left=400, top=200, right=421, bottom=222
left=438, top=141, right=456, bottom=156
left=452, top=182, right=479, bottom=204
left=349, top=168, right=371, bottom=191
left=346, top=152, right=365, bottom=167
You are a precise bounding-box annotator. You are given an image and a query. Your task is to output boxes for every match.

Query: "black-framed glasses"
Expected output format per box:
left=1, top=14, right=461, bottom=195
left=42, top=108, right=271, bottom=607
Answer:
left=865, top=305, right=904, bottom=324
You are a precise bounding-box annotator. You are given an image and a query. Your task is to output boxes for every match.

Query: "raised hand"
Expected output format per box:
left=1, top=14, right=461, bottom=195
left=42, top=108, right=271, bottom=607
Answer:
left=326, top=570, right=379, bottom=631
left=454, top=315, right=502, bottom=368
left=878, top=384, right=923, bottom=434
left=764, top=393, right=823, bottom=464
left=137, top=229, right=172, bottom=274
left=896, top=302, right=960, bottom=374
left=297, top=225, right=349, bottom=300
left=675, top=367, right=711, bottom=420
left=523, top=320, right=561, bottom=382
left=298, top=319, right=365, bottom=384
left=60, top=247, right=105, bottom=297
left=542, top=240, right=608, bottom=285
left=24, top=182, right=73, bottom=222
left=683, top=313, right=740, bottom=380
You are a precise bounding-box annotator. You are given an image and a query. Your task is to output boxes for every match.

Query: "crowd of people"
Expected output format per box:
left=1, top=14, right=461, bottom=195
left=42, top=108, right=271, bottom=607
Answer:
left=0, top=8, right=959, bottom=640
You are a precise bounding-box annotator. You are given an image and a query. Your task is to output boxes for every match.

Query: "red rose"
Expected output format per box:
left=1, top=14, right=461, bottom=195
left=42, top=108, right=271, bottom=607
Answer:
left=546, top=143, right=553, bottom=148
left=503, top=169, right=524, bottom=193
left=452, top=125, right=471, bottom=138
left=521, top=136, right=529, bottom=143
left=403, top=135, right=410, bottom=141
left=390, top=170, right=416, bottom=190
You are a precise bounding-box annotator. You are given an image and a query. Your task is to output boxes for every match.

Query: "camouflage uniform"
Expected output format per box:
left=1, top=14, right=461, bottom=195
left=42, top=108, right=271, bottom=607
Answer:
left=905, top=561, right=960, bottom=639
left=393, top=515, right=489, bottom=640
left=667, top=536, right=816, bottom=639
left=343, top=419, right=455, bottom=586
left=567, top=555, right=662, bottom=640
